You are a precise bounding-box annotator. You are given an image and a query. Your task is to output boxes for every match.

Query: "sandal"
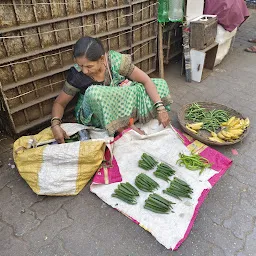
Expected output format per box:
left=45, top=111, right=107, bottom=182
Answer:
left=248, top=39, right=256, bottom=43
left=245, top=45, right=256, bottom=53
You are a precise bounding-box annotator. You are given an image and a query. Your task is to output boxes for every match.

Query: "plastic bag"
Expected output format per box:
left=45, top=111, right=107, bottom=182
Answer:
left=158, top=0, right=169, bottom=23
left=168, top=0, right=184, bottom=22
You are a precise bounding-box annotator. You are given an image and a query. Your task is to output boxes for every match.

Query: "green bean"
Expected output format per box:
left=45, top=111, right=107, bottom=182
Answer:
left=153, top=171, right=170, bottom=182
left=163, top=177, right=193, bottom=200
left=112, top=194, right=137, bottom=204
left=112, top=182, right=139, bottom=204
left=177, top=153, right=212, bottom=174
left=144, top=193, right=175, bottom=214
left=138, top=153, right=158, bottom=170
left=135, top=173, right=159, bottom=192
left=185, top=103, right=230, bottom=132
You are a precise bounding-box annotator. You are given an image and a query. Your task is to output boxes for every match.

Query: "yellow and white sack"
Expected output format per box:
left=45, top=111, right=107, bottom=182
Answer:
left=13, top=123, right=108, bottom=196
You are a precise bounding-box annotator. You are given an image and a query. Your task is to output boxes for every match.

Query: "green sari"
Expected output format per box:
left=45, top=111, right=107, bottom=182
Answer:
left=75, top=50, right=172, bottom=135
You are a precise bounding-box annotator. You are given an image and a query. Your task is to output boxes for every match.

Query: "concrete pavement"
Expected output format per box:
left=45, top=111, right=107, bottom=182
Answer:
left=0, top=10, right=255, bottom=256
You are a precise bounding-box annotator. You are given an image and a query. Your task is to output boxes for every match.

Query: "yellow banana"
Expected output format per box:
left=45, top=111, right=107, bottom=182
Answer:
left=226, top=116, right=236, bottom=126
left=208, top=137, right=225, bottom=143
left=239, top=119, right=245, bottom=128
left=211, top=131, right=218, bottom=137
left=229, top=118, right=240, bottom=127
left=221, top=130, right=232, bottom=139
left=231, top=123, right=243, bottom=130
left=186, top=124, right=198, bottom=134
left=217, top=132, right=225, bottom=140
left=187, top=122, right=204, bottom=130
left=231, top=135, right=240, bottom=140
left=244, top=118, right=250, bottom=128
left=228, top=129, right=244, bottom=136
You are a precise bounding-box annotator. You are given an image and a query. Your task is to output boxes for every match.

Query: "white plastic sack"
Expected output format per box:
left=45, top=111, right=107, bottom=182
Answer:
left=13, top=123, right=111, bottom=196
left=214, top=24, right=237, bottom=66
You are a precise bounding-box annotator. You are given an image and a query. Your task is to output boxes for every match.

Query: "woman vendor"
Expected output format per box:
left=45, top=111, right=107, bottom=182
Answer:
left=51, top=36, right=172, bottom=143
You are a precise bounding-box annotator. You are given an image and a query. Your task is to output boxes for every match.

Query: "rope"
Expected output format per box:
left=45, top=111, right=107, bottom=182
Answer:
left=5, top=40, right=154, bottom=100
left=0, top=3, right=157, bottom=39
left=0, top=19, right=156, bottom=68
left=0, top=1, right=98, bottom=6
left=6, top=79, right=65, bottom=100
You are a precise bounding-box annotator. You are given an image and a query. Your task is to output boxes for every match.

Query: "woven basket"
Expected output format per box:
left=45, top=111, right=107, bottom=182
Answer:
left=177, top=102, right=250, bottom=146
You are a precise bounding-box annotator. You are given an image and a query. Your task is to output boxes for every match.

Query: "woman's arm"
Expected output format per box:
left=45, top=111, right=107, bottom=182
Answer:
left=51, top=91, right=74, bottom=143
left=52, top=91, right=74, bottom=119
left=129, top=67, right=161, bottom=103
left=128, top=67, right=170, bottom=127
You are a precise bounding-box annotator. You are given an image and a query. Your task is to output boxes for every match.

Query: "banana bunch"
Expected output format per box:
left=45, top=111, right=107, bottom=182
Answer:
left=185, top=122, right=204, bottom=134
left=208, top=117, right=250, bottom=143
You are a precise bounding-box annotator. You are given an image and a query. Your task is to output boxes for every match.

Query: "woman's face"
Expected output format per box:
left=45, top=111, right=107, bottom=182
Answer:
left=75, top=56, right=104, bottom=76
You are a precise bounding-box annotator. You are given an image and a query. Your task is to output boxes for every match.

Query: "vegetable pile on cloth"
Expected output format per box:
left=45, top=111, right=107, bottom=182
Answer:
left=90, top=120, right=232, bottom=250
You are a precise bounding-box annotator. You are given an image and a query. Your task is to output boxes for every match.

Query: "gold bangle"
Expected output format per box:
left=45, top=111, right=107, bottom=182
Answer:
left=155, top=103, right=164, bottom=109
left=51, top=117, right=62, bottom=124
left=154, top=100, right=163, bottom=107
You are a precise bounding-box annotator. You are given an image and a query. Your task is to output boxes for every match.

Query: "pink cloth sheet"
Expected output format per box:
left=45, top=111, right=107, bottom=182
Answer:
left=91, top=129, right=233, bottom=250
left=204, top=0, right=250, bottom=32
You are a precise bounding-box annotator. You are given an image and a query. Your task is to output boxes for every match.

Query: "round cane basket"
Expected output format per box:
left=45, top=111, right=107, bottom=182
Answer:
left=177, top=102, right=250, bottom=146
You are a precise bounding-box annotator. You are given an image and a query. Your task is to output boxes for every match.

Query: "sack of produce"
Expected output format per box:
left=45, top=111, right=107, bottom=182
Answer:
left=13, top=123, right=107, bottom=196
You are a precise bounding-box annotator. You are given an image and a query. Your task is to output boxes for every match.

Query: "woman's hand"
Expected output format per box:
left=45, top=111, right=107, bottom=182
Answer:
left=157, top=109, right=170, bottom=128
left=51, top=91, right=74, bottom=143
left=51, top=125, right=69, bottom=144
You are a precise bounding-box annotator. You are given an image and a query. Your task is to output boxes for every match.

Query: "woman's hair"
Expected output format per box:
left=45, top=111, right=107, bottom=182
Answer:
left=73, top=36, right=105, bottom=61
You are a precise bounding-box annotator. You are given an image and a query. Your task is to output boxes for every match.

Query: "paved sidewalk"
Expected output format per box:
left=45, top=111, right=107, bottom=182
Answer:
left=0, top=10, right=255, bottom=256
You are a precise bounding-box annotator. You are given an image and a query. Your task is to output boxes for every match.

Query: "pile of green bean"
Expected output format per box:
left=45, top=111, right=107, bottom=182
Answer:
left=138, top=153, right=158, bottom=170
left=185, top=103, right=230, bottom=132
left=135, top=173, right=159, bottom=192
left=177, top=153, right=212, bottom=175
left=163, top=177, right=193, bottom=200
left=185, top=103, right=206, bottom=122
left=112, top=182, right=139, bottom=205
left=144, top=193, right=175, bottom=214
left=153, top=163, right=175, bottom=182
left=202, top=109, right=230, bottom=132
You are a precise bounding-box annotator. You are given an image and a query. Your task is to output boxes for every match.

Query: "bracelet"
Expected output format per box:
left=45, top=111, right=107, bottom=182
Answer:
left=154, top=102, right=163, bottom=107
left=51, top=117, right=62, bottom=124
left=154, top=102, right=164, bottom=109
left=154, top=100, right=163, bottom=106
left=156, top=105, right=165, bottom=110
left=155, top=103, right=164, bottom=109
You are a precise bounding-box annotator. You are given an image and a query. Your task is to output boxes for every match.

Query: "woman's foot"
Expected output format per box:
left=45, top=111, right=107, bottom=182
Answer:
left=115, top=125, right=145, bottom=136
left=130, top=124, right=145, bottom=135
left=248, top=39, right=256, bottom=43
left=245, top=45, right=256, bottom=53
left=116, top=127, right=127, bottom=135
